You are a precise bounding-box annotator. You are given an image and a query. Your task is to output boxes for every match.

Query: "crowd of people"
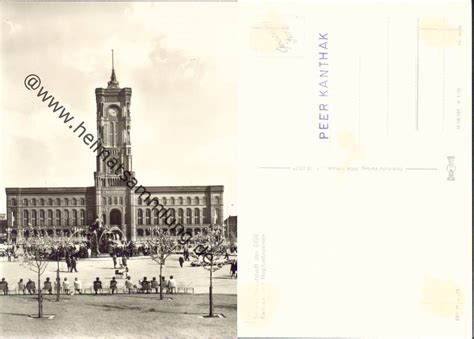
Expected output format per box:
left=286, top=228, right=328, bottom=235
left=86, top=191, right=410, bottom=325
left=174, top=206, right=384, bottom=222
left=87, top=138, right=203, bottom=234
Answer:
left=3, top=240, right=237, bottom=262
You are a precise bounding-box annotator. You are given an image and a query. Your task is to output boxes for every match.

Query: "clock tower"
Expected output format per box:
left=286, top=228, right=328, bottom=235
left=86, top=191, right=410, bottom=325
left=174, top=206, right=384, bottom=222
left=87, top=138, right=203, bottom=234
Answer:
left=94, top=51, right=136, bottom=240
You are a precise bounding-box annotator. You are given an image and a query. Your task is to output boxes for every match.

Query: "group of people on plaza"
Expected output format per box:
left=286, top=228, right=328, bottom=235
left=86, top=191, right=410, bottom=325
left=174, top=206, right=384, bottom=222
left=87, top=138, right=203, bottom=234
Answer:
left=0, top=222, right=238, bottom=296
left=0, top=275, right=179, bottom=295
left=92, top=275, right=178, bottom=295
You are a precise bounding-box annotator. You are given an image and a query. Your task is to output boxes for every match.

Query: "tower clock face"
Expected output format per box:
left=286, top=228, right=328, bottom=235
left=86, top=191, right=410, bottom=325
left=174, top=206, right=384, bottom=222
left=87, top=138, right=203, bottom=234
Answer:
left=107, top=106, right=119, bottom=117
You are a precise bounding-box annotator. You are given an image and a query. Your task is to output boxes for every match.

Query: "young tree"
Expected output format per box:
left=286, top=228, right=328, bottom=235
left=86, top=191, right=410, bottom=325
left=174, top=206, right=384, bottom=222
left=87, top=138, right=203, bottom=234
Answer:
left=24, top=235, right=51, bottom=318
left=149, top=228, right=177, bottom=300
left=192, top=226, right=229, bottom=317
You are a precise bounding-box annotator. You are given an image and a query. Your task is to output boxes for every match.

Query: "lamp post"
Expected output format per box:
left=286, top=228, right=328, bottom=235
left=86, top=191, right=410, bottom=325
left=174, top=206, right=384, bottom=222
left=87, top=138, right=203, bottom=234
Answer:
left=6, top=227, right=11, bottom=245
left=54, top=244, right=61, bottom=302
left=52, top=227, right=84, bottom=302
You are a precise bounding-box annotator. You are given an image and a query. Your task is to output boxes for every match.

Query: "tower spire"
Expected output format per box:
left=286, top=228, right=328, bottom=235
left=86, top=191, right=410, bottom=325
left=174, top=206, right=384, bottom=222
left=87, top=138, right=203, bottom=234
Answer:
left=108, top=49, right=119, bottom=88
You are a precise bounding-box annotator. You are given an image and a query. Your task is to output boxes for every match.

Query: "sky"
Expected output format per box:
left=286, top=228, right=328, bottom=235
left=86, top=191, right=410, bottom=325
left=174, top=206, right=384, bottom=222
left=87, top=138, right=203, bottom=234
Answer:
left=0, top=2, right=238, bottom=217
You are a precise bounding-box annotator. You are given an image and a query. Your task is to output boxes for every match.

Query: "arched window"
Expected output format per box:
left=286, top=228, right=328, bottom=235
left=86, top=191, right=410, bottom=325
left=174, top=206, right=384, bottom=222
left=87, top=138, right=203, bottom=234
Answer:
left=32, top=199, right=36, bottom=207
left=186, top=197, right=191, bottom=205
left=178, top=208, right=184, bottom=224
left=64, top=210, right=70, bottom=226
left=170, top=197, right=175, bottom=205
left=39, top=210, right=45, bottom=226
left=178, top=197, right=183, bottom=205
left=194, top=197, right=199, bottom=205
left=40, top=198, right=44, bottom=206
left=80, top=198, right=85, bottom=205
left=119, top=197, right=123, bottom=205
left=72, top=198, right=77, bottom=206
left=65, top=198, right=69, bottom=206
left=114, top=197, right=118, bottom=205
left=108, top=197, right=112, bottom=205
left=137, top=229, right=144, bottom=237
left=55, top=210, right=61, bottom=226
left=23, top=198, right=28, bottom=206
left=23, top=210, right=29, bottom=226
left=11, top=198, right=16, bottom=206
left=80, top=210, right=85, bottom=225
left=102, top=197, right=106, bottom=205
left=137, top=209, right=143, bottom=225
left=203, top=208, right=209, bottom=224
left=48, top=198, right=53, bottom=206
left=56, top=198, right=61, bottom=206
left=72, top=210, right=78, bottom=226
left=194, top=208, right=200, bottom=224
left=47, top=210, right=53, bottom=226
left=186, top=208, right=192, bottom=224
left=145, top=209, right=151, bottom=225
left=215, top=196, right=220, bottom=204
left=31, top=210, right=37, bottom=226
left=153, top=209, right=159, bottom=225
left=162, top=197, right=167, bottom=205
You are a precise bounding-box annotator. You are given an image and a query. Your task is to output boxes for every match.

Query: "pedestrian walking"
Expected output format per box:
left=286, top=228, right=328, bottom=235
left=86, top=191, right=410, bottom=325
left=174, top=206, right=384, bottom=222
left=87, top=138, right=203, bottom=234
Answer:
left=112, top=254, right=117, bottom=269
left=230, top=260, right=237, bottom=278
left=70, top=256, right=78, bottom=272
left=65, top=254, right=71, bottom=272
left=179, top=256, right=184, bottom=268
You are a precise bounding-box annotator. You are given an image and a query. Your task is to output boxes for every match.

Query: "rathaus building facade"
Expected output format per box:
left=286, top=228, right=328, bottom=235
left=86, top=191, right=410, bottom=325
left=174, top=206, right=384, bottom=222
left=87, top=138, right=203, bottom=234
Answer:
left=5, top=66, right=224, bottom=243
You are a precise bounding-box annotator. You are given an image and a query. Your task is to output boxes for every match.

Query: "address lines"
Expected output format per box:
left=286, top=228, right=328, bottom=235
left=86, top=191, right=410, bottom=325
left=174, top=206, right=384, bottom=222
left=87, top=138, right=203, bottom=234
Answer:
left=257, top=166, right=438, bottom=171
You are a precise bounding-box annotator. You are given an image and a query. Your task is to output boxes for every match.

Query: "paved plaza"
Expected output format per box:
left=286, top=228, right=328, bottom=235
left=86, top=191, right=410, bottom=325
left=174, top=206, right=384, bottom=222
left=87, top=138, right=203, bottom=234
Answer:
left=0, top=254, right=237, bottom=295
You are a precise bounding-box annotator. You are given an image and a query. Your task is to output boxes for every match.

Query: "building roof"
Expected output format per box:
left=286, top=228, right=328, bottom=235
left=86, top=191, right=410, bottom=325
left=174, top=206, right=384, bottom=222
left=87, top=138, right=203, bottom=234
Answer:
left=145, top=185, right=224, bottom=194
left=5, top=185, right=224, bottom=195
left=5, top=187, right=95, bottom=194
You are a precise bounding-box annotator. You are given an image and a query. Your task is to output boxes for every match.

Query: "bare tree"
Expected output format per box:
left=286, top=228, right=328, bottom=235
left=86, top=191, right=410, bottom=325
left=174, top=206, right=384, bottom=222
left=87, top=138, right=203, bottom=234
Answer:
left=24, top=235, right=51, bottom=318
left=149, top=228, right=177, bottom=300
left=192, top=226, right=229, bottom=317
